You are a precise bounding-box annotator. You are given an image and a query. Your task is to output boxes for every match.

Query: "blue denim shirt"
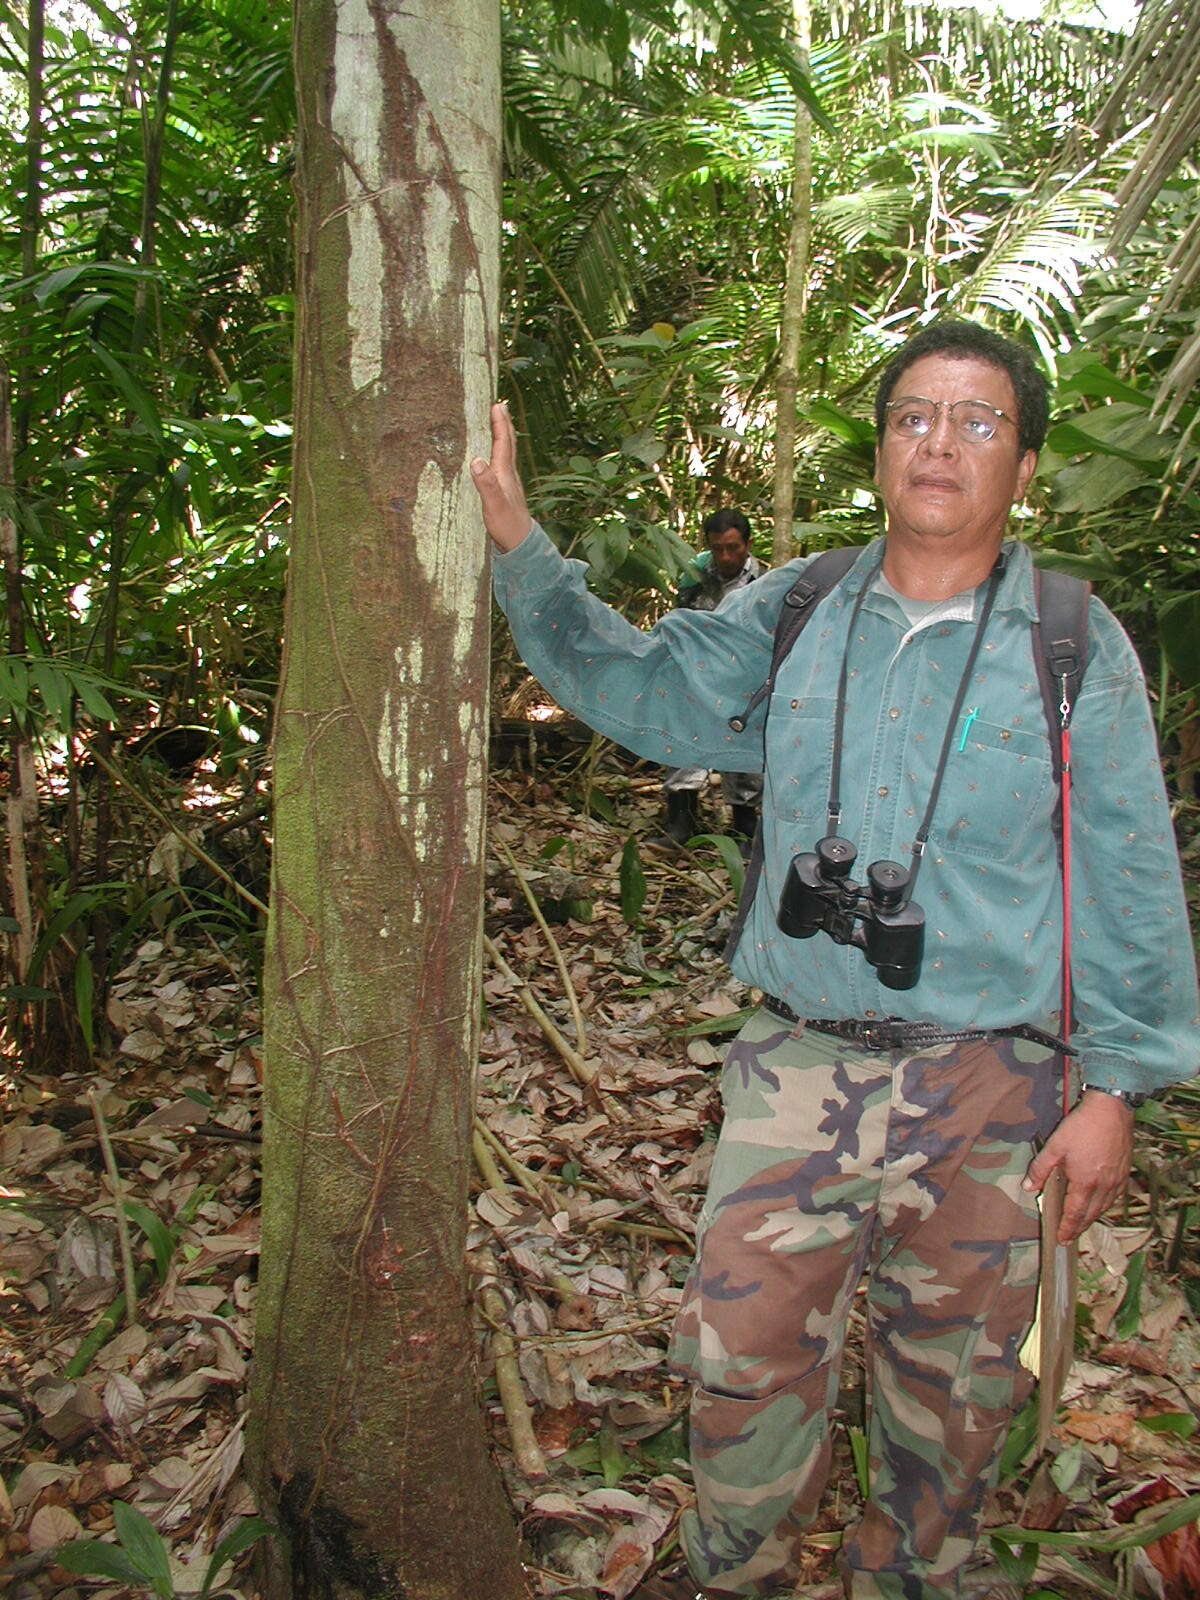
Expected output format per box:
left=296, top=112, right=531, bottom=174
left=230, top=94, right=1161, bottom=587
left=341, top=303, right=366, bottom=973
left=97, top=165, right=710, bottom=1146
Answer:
left=494, top=526, right=1198, bottom=1096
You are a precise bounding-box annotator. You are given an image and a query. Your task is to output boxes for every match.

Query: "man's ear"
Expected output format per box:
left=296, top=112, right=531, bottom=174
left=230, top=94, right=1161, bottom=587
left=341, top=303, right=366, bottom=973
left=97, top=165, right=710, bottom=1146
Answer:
left=1016, top=448, right=1038, bottom=498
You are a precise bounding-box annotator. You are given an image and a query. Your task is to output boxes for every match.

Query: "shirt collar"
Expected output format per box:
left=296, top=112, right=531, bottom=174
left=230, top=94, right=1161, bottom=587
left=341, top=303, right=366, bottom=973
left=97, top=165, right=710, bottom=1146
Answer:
left=838, top=535, right=1039, bottom=622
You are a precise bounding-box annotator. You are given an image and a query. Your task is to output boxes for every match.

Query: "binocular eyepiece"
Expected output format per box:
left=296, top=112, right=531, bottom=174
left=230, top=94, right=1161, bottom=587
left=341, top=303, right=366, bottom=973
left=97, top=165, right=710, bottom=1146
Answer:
left=777, top=836, right=925, bottom=990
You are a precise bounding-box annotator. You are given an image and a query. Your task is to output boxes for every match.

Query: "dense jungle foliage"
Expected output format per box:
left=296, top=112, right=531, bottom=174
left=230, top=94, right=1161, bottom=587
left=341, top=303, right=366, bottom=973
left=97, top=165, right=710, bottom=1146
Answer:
left=0, top=0, right=1197, bottom=1058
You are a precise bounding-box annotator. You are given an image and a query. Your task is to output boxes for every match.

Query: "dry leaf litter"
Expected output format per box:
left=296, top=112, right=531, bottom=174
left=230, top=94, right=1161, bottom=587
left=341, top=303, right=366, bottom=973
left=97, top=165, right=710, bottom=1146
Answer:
left=2, top=769, right=1199, bottom=1600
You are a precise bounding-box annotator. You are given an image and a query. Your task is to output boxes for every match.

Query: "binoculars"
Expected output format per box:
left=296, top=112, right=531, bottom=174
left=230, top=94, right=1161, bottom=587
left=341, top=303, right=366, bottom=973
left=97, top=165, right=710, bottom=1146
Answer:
left=777, top=836, right=925, bottom=990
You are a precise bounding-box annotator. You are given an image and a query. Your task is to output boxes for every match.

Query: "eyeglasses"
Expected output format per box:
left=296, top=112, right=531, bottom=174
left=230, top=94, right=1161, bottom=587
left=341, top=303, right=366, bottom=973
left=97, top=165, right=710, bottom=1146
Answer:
left=884, top=395, right=1017, bottom=444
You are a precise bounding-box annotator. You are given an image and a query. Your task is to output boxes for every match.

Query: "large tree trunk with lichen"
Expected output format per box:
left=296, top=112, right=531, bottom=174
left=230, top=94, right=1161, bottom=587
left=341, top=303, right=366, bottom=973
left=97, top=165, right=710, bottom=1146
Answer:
left=247, top=3, right=526, bottom=1596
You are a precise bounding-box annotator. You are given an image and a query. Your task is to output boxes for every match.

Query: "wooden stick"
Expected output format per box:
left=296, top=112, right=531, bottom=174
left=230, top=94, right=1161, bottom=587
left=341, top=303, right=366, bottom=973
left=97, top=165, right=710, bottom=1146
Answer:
left=483, top=933, right=597, bottom=1088
left=473, top=1115, right=555, bottom=1211
left=473, top=1251, right=548, bottom=1481
left=494, top=837, right=588, bottom=1055
left=84, top=742, right=268, bottom=916
left=88, top=1090, right=139, bottom=1329
left=471, top=1126, right=508, bottom=1193
left=588, top=1217, right=693, bottom=1245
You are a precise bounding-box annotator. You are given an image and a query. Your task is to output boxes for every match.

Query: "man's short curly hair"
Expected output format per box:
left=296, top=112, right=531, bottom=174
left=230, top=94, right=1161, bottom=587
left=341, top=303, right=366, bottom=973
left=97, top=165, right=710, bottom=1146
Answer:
left=874, top=320, right=1049, bottom=455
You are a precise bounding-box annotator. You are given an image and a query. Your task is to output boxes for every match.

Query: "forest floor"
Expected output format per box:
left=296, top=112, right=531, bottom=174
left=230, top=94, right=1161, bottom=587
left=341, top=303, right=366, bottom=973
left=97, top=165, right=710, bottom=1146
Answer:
left=2, top=746, right=1200, bottom=1600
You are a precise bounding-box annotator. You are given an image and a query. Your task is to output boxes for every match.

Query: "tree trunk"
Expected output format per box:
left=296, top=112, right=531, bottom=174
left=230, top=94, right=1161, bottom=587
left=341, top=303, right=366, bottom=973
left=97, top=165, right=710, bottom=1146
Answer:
left=247, top=4, right=526, bottom=1598
left=771, top=0, right=813, bottom=566
left=2, top=370, right=36, bottom=990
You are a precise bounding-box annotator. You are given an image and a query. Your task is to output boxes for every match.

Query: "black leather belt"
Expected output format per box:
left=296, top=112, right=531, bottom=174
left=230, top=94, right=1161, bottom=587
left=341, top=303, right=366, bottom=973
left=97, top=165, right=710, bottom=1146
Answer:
left=762, top=995, right=1073, bottom=1056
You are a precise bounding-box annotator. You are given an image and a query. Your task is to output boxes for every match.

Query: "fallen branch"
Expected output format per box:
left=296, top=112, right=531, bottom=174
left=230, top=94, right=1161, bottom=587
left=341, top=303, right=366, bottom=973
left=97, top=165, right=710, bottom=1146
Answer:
left=89, top=1090, right=139, bottom=1330
left=494, top=835, right=588, bottom=1055
left=472, top=1249, right=549, bottom=1481
left=473, top=1115, right=555, bottom=1212
left=64, top=1266, right=155, bottom=1379
left=483, top=933, right=599, bottom=1090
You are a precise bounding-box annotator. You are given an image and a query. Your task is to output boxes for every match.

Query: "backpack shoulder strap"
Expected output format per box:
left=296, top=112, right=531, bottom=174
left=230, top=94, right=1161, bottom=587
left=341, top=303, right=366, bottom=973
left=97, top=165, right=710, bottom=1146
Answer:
left=1031, top=567, right=1091, bottom=783
left=724, top=545, right=865, bottom=958
left=728, top=545, right=864, bottom=733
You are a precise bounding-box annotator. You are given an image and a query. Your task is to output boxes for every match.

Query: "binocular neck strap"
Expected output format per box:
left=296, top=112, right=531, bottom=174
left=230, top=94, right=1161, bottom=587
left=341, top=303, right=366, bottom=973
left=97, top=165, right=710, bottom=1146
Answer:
left=826, top=556, right=1006, bottom=904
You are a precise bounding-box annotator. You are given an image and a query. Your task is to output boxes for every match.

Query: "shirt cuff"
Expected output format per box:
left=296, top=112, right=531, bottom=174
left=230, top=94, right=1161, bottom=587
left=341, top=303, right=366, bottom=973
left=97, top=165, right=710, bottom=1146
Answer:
left=491, top=521, right=556, bottom=588
left=1077, top=1049, right=1144, bottom=1097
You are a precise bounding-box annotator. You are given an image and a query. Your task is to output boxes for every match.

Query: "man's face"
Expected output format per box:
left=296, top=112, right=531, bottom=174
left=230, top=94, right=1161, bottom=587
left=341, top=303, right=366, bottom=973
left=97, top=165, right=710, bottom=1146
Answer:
left=874, top=353, right=1038, bottom=551
left=708, top=528, right=750, bottom=581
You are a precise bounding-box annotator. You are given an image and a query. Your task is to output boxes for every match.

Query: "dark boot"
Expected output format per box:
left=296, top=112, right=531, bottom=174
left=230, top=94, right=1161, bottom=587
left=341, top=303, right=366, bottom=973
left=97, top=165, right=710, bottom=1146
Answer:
left=729, top=803, right=759, bottom=855
left=661, top=789, right=699, bottom=845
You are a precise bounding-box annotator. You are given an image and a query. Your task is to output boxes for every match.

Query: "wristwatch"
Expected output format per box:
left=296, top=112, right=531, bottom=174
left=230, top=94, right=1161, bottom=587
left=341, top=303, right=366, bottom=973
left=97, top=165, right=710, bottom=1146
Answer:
left=1084, top=1084, right=1150, bottom=1109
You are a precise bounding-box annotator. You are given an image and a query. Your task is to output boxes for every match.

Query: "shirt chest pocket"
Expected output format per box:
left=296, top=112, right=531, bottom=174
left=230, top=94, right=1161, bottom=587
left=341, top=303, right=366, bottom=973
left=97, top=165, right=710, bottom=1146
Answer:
left=764, top=693, right=836, bottom=828
left=929, top=718, right=1054, bottom=863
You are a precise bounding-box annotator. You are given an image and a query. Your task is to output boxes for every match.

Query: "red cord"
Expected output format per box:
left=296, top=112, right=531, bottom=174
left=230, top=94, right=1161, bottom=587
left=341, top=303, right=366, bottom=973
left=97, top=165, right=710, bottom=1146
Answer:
left=1060, top=724, right=1073, bottom=1114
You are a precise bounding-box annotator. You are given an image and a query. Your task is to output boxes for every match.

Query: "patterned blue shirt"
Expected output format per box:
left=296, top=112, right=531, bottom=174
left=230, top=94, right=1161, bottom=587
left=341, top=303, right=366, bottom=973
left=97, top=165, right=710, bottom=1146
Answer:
left=494, top=526, right=1199, bottom=1096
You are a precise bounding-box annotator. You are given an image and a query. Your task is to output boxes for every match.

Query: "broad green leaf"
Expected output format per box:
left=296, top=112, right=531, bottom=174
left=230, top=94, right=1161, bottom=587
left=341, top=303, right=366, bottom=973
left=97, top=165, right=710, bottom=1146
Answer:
left=71, top=673, right=119, bottom=723
left=0, top=655, right=30, bottom=715
left=112, top=1500, right=174, bottom=1600
left=804, top=400, right=876, bottom=450
left=74, top=949, right=95, bottom=1054
left=997, top=1395, right=1039, bottom=1481
left=33, top=264, right=90, bottom=303
left=1049, top=1439, right=1085, bottom=1492
left=848, top=1425, right=870, bottom=1498
left=1158, top=591, right=1200, bottom=692
left=1136, top=1411, right=1197, bottom=1438
left=597, top=1417, right=630, bottom=1487
left=198, top=1517, right=274, bottom=1600
left=56, top=1539, right=148, bottom=1585
left=27, top=890, right=120, bottom=986
left=673, top=1005, right=758, bottom=1038
left=691, top=833, right=746, bottom=898
left=1113, top=1247, right=1146, bottom=1341
left=1032, top=550, right=1120, bottom=582
left=619, top=835, right=647, bottom=926
left=620, top=430, right=664, bottom=465
left=1049, top=455, right=1152, bottom=516
left=29, top=660, right=74, bottom=730
left=122, top=1202, right=177, bottom=1283
left=88, top=340, right=165, bottom=440
left=1056, top=363, right=1150, bottom=408
left=1048, top=405, right=1172, bottom=464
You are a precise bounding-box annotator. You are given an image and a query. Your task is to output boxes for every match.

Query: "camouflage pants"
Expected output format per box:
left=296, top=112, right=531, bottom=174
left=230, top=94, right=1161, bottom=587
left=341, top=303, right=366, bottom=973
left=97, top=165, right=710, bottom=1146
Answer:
left=670, top=1009, right=1062, bottom=1600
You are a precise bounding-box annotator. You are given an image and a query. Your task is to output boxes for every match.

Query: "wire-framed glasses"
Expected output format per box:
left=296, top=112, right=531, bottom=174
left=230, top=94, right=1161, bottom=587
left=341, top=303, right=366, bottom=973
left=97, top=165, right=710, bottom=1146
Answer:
left=884, top=396, right=1017, bottom=444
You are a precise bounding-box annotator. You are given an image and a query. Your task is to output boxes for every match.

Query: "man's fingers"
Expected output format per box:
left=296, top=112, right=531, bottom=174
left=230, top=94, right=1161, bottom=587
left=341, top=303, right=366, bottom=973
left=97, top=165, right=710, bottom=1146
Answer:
left=490, top=399, right=515, bottom=476
left=1022, top=1147, right=1058, bottom=1195
left=1058, top=1186, right=1094, bottom=1242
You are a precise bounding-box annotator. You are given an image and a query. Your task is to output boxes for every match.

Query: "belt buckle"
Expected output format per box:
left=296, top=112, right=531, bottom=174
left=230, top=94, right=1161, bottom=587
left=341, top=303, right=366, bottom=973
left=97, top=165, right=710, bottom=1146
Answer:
left=861, top=1021, right=892, bottom=1052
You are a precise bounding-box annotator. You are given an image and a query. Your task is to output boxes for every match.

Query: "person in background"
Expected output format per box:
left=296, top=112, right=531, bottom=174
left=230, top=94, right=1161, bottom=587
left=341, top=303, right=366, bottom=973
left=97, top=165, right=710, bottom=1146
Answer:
left=662, top=510, right=764, bottom=846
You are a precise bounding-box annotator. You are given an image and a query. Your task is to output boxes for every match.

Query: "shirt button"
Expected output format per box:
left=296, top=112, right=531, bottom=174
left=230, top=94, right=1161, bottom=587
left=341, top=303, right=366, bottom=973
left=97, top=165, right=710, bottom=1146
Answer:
left=878, top=786, right=889, bottom=797
left=864, top=1009, right=877, bottom=1019
left=1000, top=729, right=1011, bottom=741
left=889, top=707, right=900, bottom=719
left=790, top=699, right=799, bottom=709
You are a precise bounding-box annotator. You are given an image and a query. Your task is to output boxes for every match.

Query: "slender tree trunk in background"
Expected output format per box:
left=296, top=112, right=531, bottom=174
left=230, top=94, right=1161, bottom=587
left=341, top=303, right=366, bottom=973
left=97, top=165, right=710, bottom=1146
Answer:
left=6, top=3, right=43, bottom=1030
left=772, top=0, right=813, bottom=565
left=247, top=4, right=526, bottom=1597
left=17, top=0, right=43, bottom=455
left=93, top=0, right=182, bottom=1005
left=2, top=371, right=36, bottom=990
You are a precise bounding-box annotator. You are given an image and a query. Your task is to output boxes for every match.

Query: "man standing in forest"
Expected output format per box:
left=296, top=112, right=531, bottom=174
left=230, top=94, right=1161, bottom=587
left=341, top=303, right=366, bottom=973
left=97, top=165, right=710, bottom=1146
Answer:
left=661, top=508, right=764, bottom=846
left=471, top=321, right=1198, bottom=1600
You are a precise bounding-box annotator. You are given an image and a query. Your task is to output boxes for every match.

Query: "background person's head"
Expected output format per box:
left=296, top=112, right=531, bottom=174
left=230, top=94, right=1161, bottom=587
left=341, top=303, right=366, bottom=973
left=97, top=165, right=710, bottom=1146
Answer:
left=874, top=320, right=1049, bottom=457
left=702, top=508, right=752, bottom=581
